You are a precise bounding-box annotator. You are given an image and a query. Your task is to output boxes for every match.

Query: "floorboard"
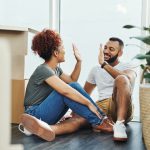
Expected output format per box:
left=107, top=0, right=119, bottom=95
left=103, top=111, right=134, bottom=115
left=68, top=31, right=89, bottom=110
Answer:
left=11, top=122, right=146, bottom=150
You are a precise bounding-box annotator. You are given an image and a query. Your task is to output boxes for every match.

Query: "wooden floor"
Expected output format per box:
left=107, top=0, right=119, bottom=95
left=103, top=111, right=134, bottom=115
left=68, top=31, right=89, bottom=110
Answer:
left=11, top=122, right=146, bottom=150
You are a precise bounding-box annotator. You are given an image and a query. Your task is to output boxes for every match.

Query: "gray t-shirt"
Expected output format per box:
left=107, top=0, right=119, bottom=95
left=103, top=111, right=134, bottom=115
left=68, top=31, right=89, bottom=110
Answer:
left=24, top=64, right=63, bottom=106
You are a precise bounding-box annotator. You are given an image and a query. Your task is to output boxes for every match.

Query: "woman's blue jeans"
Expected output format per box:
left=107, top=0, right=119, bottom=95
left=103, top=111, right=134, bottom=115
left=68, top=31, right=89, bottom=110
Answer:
left=25, top=82, right=106, bottom=126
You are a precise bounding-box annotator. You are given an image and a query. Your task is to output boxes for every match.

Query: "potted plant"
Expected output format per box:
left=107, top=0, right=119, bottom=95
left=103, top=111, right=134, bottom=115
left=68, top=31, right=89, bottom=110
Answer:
left=123, top=25, right=150, bottom=150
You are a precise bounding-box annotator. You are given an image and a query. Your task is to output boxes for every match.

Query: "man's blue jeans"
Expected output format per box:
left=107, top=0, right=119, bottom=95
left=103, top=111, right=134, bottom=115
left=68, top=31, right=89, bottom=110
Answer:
left=25, top=82, right=106, bottom=126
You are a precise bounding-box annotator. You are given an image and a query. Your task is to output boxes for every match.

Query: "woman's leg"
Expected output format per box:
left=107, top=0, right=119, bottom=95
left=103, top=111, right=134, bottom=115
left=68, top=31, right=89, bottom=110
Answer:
left=21, top=82, right=112, bottom=141
left=27, top=91, right=69, bottom=124
left=62, top=82, right=106, bottom=126
left=27, top=82, right=106, bottom=126
left=68, top=82, right=105, bottom=116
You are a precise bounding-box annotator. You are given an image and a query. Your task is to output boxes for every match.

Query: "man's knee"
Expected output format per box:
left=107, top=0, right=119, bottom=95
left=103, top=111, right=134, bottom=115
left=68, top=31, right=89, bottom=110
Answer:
left=114, top=75, right=130, bottom=87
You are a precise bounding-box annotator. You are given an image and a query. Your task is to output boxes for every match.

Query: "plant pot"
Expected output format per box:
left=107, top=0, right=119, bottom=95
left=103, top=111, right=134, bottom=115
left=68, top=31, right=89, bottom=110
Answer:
left=140, top=84, right=150, bottom=150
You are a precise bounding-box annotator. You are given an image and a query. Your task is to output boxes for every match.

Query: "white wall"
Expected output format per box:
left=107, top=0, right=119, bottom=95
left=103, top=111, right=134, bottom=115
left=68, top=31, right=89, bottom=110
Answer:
left=0, top=1, right=50, bottom=149
left=0, top=0, right=145, bottom=122
left=0, top=0, right=49, bottom=29
left=0, top=0, right=50, bottom=79
left=60, top=0, right=142, bottom=120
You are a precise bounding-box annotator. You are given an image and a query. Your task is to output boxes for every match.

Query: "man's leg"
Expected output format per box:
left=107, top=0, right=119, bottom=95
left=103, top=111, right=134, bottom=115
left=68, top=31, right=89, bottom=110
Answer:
left=20, top=113, right=88, bottom=141
left=111, top=75, right=133, bottom=122
left=50, top=115, right=88, bottom=135
left=111, top=75, right=133, bottom=141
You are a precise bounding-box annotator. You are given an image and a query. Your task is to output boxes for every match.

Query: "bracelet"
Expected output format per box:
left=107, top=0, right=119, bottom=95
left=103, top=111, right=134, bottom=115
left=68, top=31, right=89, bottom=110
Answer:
left=101, top=61, right=108, bottom=68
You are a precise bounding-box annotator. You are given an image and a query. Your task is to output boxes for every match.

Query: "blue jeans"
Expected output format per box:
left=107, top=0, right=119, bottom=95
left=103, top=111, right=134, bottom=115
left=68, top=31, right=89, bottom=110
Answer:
left=25, top=82, right=106, bottom=126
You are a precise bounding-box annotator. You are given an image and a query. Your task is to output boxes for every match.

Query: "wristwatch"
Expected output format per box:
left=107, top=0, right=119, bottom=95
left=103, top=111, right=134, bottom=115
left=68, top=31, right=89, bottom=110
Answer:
left=101, top=61, right=108, bottom=68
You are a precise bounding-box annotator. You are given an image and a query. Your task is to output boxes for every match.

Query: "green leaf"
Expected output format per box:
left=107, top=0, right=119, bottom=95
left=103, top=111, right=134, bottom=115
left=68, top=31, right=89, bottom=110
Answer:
left=146, top=51, right=150, bottom=65
left=123, top=25, right=150, bottom=32
left=134, top=54, right=150, bottom=59
left=143, top=27, right=150, bottom=31
left=144, top=72, right=150, bottom=79
left=123, top=25, right=136, bottom=29
left=140, top=64, right=145, bottom=69
left=146, top=51, right=150, bottom=55
left=130, top=36, right=150, bottom=45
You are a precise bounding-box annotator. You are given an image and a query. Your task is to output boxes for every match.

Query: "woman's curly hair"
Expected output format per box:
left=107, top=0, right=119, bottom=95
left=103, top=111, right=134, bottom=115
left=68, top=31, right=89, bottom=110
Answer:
left=31, top=29, right=62, bottom=61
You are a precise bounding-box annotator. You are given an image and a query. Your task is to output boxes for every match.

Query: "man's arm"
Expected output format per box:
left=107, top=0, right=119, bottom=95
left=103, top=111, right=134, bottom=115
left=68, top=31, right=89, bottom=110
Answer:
left=103, top=65, right=136, bottom=84
left=98, top=44, right=136, bottom=84
left=84, top=81, right=96, bottom=95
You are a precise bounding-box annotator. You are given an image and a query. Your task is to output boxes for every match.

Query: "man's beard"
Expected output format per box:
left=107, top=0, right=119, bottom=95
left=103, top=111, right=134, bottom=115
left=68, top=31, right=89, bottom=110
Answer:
left=105, top=53, right=118, bottom=63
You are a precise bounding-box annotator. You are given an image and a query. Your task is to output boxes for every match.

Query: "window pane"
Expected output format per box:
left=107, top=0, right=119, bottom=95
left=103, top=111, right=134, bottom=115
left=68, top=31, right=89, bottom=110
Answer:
left=60, top=0, right=141, bottom=121
left=0, top=0, right=50, bottom=79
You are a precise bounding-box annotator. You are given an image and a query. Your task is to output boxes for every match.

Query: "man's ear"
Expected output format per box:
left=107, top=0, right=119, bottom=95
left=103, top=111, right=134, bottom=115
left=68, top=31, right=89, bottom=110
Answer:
left=118, top=50, right=123, bottom=57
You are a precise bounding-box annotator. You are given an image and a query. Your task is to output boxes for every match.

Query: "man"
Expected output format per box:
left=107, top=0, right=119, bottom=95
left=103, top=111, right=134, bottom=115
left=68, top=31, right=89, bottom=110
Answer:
left=48, top=37, right=137, bottom=141
left=20, top=37, right=137, bottom=141
left=84, top=37, right=137, bottom=141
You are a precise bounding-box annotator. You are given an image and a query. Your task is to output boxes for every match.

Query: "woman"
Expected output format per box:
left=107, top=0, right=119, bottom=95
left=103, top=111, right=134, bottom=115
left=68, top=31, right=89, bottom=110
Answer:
left=19, top=29, right=113, bottom=141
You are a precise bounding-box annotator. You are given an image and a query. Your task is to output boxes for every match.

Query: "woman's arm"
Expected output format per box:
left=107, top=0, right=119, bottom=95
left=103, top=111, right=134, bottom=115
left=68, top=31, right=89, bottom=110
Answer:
left=45, top=75, right=101, bottom=118
left=60, top=44, right=82, bottom=83
left=46, top=75, right=90, bottom=106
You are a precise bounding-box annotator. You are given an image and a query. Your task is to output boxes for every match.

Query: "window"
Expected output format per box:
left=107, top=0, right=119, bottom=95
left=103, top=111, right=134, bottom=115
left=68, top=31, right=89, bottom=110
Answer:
left=60, top=0, right=142, bottom=121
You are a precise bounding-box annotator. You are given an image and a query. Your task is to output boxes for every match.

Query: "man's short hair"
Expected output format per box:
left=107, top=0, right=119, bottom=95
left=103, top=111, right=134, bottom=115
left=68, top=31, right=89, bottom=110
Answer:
left=109, top=37, right=124, bottom=49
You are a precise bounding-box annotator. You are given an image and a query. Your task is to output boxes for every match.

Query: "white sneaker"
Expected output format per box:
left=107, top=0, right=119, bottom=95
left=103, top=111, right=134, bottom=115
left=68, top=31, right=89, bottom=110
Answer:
left=19, top=114, right=55, bottom=141
left=18, top=123, right=32, bottom=136
left=113, top=120, right=127, bottom=141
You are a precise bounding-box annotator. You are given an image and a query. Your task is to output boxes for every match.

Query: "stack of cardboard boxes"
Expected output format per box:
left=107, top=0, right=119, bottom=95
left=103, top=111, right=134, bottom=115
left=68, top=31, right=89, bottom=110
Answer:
left=0, top=25, right=29, bottom=124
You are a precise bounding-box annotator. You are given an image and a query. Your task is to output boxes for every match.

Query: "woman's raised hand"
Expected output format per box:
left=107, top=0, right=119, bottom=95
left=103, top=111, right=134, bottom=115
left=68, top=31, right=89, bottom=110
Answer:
left=72, top=43, right=82, bottom=62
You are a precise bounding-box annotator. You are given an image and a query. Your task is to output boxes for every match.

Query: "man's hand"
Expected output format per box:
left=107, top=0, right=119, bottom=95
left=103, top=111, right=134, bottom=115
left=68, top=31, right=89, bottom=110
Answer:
left=72, top=43, right=82, bottom=62
left=98, top=44, right=104, bottom=65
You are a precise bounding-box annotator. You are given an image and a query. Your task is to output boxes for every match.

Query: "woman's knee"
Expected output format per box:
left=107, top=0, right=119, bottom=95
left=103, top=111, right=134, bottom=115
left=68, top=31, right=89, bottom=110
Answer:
left=69, top=82, right=78, bottom=86
left=69, top=82, right=81, bottom=89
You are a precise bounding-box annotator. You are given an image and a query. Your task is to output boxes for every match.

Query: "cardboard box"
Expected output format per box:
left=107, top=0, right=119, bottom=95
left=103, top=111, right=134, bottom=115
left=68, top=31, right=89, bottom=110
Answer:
left=11, top=80, right=25, bottom=124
